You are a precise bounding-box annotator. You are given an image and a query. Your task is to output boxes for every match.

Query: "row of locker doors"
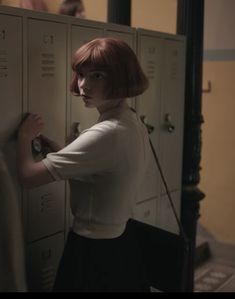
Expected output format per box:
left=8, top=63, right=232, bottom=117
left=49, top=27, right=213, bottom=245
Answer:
left=0, top=9, right=185, bottom=291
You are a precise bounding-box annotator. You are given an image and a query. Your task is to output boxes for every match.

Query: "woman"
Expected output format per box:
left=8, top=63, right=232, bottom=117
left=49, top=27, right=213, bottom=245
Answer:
left=17, top=38, right=150, bottom=292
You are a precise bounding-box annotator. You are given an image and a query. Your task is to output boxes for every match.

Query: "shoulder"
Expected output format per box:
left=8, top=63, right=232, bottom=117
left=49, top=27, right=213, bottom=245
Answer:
left=82, top=119, right=120, bottom=138
left=65, top=120, right=119, bottom=152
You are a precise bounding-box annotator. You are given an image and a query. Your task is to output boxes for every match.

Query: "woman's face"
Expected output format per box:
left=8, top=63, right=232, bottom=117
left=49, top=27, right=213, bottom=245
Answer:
left=77, top=66, right=108, bottom=109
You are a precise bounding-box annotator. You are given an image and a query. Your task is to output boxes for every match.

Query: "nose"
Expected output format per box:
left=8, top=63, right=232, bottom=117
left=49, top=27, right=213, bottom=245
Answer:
left=78, top=76, right=90, bottom=91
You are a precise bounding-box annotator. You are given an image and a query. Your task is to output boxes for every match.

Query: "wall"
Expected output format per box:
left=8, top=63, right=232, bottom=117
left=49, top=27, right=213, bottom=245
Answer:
left=132, top=0, right=177, bottom=34
left=1, top=0, right=177, bottom=33
left=46, top=0, right=107, bottom=22
left=200, top=0, right=235, bottom=244
left=1, top=0, right=19, bottom=7
left=0, top=0, right=108, bottom=22
left=47, top=0, right=177, bottom=32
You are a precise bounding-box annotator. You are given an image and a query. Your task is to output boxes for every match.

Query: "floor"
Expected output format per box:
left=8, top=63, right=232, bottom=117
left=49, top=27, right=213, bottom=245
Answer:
left=194, top=223, right=235, bottom=292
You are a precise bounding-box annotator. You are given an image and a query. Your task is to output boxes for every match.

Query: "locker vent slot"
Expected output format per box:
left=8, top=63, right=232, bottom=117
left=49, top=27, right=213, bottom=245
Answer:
left=0, top=50, right=8, bottom=78
left=41, top=53, right=55, bottom=78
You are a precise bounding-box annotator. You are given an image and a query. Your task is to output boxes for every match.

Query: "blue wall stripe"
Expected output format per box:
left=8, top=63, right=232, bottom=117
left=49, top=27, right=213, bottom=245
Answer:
left=204, top=49, right=235, bottom=61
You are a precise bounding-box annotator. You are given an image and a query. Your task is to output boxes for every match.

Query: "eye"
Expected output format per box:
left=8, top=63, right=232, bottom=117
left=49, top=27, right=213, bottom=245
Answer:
left=91, top=72, right=106, bottom=80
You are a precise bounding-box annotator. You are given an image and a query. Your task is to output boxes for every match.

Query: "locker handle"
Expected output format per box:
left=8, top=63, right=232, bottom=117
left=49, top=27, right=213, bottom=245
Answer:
left=165, top=113, right=175, bottom=133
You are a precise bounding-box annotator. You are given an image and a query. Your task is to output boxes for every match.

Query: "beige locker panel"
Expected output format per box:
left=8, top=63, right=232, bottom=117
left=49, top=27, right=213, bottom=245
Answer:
left=26, top=232, right=64, bottom=292
left=28, top=19, right=66, bottom=146
left=133, top=197, right=157, bottom=227
left=0, top=14, right=22, bottom=204
left=27, top=20, right=67, bottom=241
left=137, top=35, right=163, bottom=149
left=137, top=34, right=164, bottom=201
left=70, top=26, right=103, bottom=134
left=137, top=151, right=159, bottom=203
left=27, top=182, right=65, bottom=242
left=156, top=190, right=181, bottom=235
left=160, top=40, right=185, bottom=193
left=0, top=14, right=22, bottom=145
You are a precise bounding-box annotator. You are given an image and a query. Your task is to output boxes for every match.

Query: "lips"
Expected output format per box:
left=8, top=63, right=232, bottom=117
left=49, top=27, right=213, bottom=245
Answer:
left=81, top=94, right=92, bottom=100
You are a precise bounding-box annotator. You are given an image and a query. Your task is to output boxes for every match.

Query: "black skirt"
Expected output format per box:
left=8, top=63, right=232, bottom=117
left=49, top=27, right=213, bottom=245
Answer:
left=53, top=222, right=150, bottom=292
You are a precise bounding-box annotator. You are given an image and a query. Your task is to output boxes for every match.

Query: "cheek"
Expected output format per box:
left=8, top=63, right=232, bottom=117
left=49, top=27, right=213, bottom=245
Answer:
left=77, top=80, right=82, bottom=90
left=100, top=81, right=109, bottom=94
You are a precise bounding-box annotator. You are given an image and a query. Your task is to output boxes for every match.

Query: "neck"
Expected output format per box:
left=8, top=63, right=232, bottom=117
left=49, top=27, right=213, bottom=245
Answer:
left=97, top=98, right=128, bottom=115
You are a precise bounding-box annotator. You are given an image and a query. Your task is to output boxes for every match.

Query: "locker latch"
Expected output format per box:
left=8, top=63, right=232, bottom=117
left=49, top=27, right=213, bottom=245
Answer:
left=164, top=113, right=175, bottom=133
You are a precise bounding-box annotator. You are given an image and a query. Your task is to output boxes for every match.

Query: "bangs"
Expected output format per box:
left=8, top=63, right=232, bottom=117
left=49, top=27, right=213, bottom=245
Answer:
left=72, top=41, right=111, bottom=73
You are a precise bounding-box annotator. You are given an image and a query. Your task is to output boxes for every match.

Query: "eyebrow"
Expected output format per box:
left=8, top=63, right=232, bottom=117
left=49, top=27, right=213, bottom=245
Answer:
left=88, top=69, right=107, bottom=73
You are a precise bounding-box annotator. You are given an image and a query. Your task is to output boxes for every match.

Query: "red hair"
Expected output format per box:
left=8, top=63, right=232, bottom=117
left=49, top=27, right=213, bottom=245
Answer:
left=70, top=38, right=149, bottom=99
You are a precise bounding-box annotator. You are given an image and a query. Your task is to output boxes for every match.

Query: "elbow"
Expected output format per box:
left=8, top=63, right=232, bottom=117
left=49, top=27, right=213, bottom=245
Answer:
left=17, top=170, right=35, bottom=189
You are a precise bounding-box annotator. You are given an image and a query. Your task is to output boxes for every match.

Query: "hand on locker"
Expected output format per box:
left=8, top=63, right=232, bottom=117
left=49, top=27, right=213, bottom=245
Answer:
left=18, top=113, right=44, bottom=141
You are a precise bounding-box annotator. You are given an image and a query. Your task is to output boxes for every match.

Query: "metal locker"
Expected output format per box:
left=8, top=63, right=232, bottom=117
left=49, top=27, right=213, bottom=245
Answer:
left=159, top=39, right=185, bottom=193
left=70, top=25, right=103, bottom=135
left=28, top=19, right=67, bottom=146
left=26, top=19, right=67, bottom=242
left=156, top=190, right=181, bottom=235
left=26, top=232, right=64, bottom=292
left=133, top=197, right=157, bottom=227
left=0, top=14, right=23, bottom=206
left=27, top=183, right=65, bottom=242
left=136, top=33, right=164, bottom=202
left=0, top=14, right=22, bottom=144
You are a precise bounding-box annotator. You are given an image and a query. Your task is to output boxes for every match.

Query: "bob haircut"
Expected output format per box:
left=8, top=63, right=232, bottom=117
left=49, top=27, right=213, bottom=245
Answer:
left=70, top=38, right=149, bottom=99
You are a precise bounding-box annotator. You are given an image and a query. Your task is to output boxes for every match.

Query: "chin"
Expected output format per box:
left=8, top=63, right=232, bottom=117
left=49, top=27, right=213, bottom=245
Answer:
left=84, top=102, right=95, bottom=108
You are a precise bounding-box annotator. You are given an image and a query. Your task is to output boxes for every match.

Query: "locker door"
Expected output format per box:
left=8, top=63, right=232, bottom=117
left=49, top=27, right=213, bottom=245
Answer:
left=160, top=40, right=185, bottom=193
left=156, top=190, right=181, bottom=235
left=0, top=15, right=22, bottom=144
left=26, top=232, right=64, bottom=291
left=70, top=26, right=103, bottom=134
left=133, top=197, right=157, bottom=226
left=27, top=19, right=67, bottom=242
left=27, top=182, right=65, bottom=242
left=136, top=34, right=163, bottom=202
left=0, top=14, right=22, bottom=203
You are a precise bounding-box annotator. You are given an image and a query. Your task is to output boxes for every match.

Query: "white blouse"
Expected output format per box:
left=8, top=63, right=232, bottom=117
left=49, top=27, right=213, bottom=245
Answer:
left=43, top=107, right=151, bottom=239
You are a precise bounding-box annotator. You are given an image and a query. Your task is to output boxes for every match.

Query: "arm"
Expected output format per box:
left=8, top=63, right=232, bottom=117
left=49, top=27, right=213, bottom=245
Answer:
left=40, top=134, right=62, bottom=156
left=17, top=114, right=54, bottom=189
